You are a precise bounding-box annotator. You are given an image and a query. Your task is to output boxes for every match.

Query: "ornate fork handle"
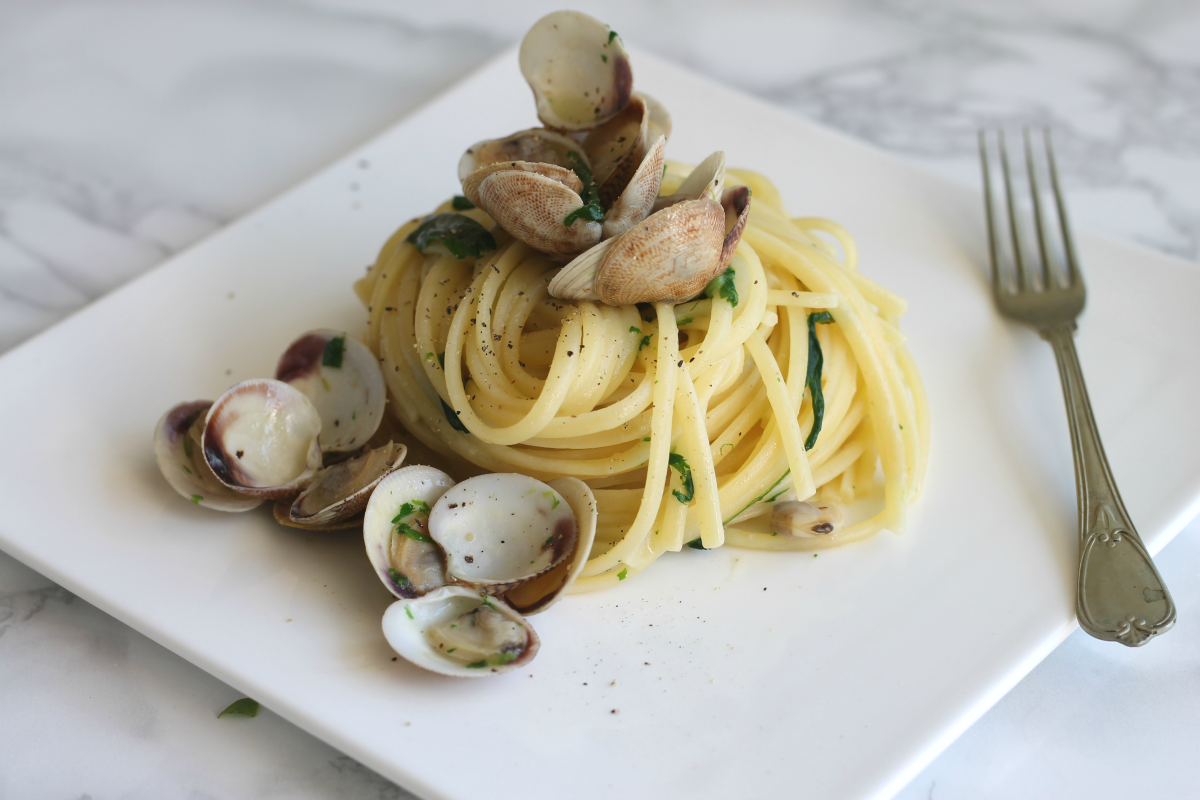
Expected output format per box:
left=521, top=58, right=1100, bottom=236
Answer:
left=1042, top=322, right=1176, bottom=646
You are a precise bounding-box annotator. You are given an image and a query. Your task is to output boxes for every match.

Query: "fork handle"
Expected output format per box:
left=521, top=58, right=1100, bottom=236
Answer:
left=1042, top=323, right=1176, bottom=645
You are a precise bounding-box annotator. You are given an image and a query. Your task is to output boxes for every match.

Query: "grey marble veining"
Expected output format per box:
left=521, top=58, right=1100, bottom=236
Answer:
left=1, top=1, right=1198, bottom=799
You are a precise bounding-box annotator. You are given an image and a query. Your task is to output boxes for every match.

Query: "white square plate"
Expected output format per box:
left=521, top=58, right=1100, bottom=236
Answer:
left=2, top=49, right=1198, bottom=800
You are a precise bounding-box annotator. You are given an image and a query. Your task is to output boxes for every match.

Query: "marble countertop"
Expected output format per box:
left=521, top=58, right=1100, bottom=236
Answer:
left=2, top=1, right=1198, bottom=798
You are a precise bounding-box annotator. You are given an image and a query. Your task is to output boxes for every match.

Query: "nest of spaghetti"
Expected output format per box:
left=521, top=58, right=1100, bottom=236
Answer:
left=355, top=10, right=928, bottom=595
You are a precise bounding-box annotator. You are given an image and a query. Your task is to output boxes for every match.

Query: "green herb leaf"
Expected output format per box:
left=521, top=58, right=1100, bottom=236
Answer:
left=490, top=652, right=517, bottom=665
left=404, top=605, right=414, bottom=620
left=451, top=195, right=475, bottom=210
left=480, top=597, right=497, bottom=610
left=608, top=30, right=619, bottom=43
left=466, top=660, right=488, bottom=669
left=629, top=326, right=641, bottom=334
left=395, top=522, right=433, bottom=544
left=677, top=316, right=693, bottom=326
left=322, top=335, right=346, bottom=368
left=564, top=151, right=605, bottom=227
left=705, top=267, right=739, bottom=307
left=218, top=698, right=259, bottom=718
left=542, top=491, right=560, bottom=510
left=805, top=312, right=836, bottom=450
left=600, top=54, right=608, bottom=63
left=638, top=334, right=652, bottom=352
left=406, top=213, right=497, bottom=259
left=668, top=452, right=694, bottom=503
left=617, top=567, right=628, bottom=581
left=642, top=436, right=651, bottom=442
left=190, top=494, right=203, bottom=505
left=686, top=538, right=708, bottom=550
left=392, top=500, right=431, bottom=524
left=441, top=398, right=470, bottom=433
left=387, top=568, right=410, bottom=587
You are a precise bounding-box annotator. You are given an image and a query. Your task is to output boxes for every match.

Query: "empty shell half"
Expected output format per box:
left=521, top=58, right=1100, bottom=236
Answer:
left=201, top=379, right=323, bottom=500
left=428, top=473, right=577, bottom=592
left=276, top=330, right=385, bottom=454
left=153, top=400, right=262, bottom=512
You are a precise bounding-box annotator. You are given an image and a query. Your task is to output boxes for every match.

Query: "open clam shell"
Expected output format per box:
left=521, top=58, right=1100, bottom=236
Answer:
left=276, top=329, right=385, bottom=454
left=475, top=169, right=602, bottom=257
left=364, top=465, right=456, bottom=599
left=381, top=586, right=539, bottom=678
left=201, top=379, right=323, bottom=500
left=428, top=473, right=577, bottom=593
left=460, top=160, right=583, bottom=209
left=519, top=10, right=633, bottom=132
left=153, top=400, right=262, bottom=512
left=458, top=128, right=584, bottom=181
left=504, top=477, right=597, bottom=615
left=580, top=94, right=648, bottom=206
left=274, top=441, right=407, bottom=530
left=638, top=92, right=672, bottom=144
left=601, top=134, right=666, bottom=240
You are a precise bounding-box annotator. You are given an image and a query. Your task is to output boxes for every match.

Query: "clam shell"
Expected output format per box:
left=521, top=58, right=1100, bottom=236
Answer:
left=363, top=465, right=456, bottom=599
left=153, top=400, right=262, bottom=512
left=601, top=134, right=666, bottom=240
left=519, top=10, right=633, bottom=131
left=593, top=199, right=727, bottom=305
left=638, top=92, right=673, bottom=143
left=381, top=587, right=539, bottom=677
left=580, top=94, right=648, bottom=206
left=201, top=379, right=323, bottom=500
left=504, top=477, right=598, bottom=615
left=458, top=128, right=585, bottom=181
left=719, top=185, right=752, bottom=269
left=276, top=329, right=385, bottom=454
left=428, top=473, right=577, bottom=591
left=460, top=160, right=582, bottom=208
left=276, top=441, right=407, bottom=530
left=475, top=170, right=601, bottom=257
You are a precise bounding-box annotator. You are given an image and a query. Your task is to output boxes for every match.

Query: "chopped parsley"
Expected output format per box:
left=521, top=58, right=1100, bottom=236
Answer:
left=642, top=436, right=651, bottom=442
left=388, top=568, right=410, bottom=587
left=404, top=605, right=414, bottom=620
left=629, top=326, right=641, bottom=334
left=406, top=213, right=496, bottom=259
left=617, top=567, right=628, bottom=581
left=218, top=698, right=259, bottom=718
left=393, top=500, right=431, bottom=522
left=543, top=491, right=560, bottom=510
left=441, top=398, right=470, bottom=433
left=466, top=660, right=488, bottom=669
left=638, top=334, right=652, bottom=352
left=601, top=54, right=608, bottom=63
left=563, top=151, right=605, bottom=227
left=705, top=267, right=739, bottom=307
left=677, top=316, right=693, bottom=326
left=668, top=452, right=694, bottom=504
left=395, top=522, right=433, bottom=544
left=608, top=30, right=619, bottom=44
left=321, top=334, right=346, bottom=368
left=190, top=494, right=203, bottom=505
left=686, top=538, right=708, bottom=550
left=451, top=195, right=475, bottom=210
left=480, top=597, right=497, bottom=610
left=805, top=311, right=835, bottom=450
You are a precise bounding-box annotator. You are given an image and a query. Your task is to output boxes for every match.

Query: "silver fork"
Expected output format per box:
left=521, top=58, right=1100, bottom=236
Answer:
left=979, top=128, right=1175, bottom=646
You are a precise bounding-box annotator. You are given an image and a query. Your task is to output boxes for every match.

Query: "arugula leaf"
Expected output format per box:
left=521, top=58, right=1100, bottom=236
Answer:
left=705, top=267, right=739, bottom=307
left=668, top=452, right=694, bottom=504
left=563, top=151, right=605, bottom=227
left=805, top=312, right=836, bottom=450
left=406, top=213, right=496, bottom=259
left=441, top=398, right=470, bottom=434
left=451, top=195, right=475, bottom=210
left=322, top=334, right=346, bottom=368
left=218, top=698, right=259, bottom=718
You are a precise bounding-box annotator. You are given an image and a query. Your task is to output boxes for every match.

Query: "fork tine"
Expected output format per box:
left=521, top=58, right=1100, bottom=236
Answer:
left=1024, top=128, right=1051, bottom=288
left=978, top=130, right=1005, bottom=296
left=1044, top=129, right=1083, bottom=288
left=998, top=130, right=1034, bottom=292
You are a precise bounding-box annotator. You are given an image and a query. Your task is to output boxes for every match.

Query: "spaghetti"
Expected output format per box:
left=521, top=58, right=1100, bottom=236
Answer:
left=355, top=162, right=928, bottom=593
